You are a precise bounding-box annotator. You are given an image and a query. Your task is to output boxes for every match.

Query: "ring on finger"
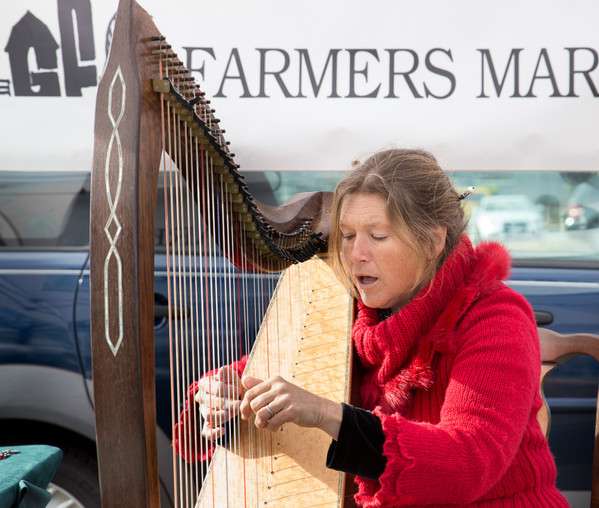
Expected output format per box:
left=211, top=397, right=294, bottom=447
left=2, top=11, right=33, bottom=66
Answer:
left=264, top=405, right=275, bottom=420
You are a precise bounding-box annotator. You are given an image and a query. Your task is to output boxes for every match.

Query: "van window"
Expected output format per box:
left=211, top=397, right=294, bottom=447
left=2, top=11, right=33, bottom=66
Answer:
left=453, top=170, right=599, bottom=262
left=154, top=171, right=281, bottom=253
left=243, top=170, right=599, bottom=263
left=0, top=171, right=90, bottom=248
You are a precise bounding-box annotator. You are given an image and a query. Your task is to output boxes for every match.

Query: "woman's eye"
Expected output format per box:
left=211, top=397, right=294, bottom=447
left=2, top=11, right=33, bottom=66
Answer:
left=371, top=234, right=387, bottom=241
left=341, top=233, right=355, bottom=240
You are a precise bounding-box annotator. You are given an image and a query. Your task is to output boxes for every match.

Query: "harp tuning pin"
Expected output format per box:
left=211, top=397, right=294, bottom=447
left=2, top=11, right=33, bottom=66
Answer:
left=151, top=48, right=170, bottom=55
left=225, top=140, right=231, bottom=145
left=210, top=108, right=216, bottom=113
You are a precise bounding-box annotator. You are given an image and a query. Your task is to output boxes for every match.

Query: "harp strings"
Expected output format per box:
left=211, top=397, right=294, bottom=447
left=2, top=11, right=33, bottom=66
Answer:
left=162, top=56, right=184, bottom=508
left=159, top=52, right=178, bottom=508
left=159, top=50, right=287, bottom=507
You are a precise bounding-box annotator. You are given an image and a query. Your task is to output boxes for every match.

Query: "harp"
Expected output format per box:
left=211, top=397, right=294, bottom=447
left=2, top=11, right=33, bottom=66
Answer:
left=90, top=1, right=355, bottom=506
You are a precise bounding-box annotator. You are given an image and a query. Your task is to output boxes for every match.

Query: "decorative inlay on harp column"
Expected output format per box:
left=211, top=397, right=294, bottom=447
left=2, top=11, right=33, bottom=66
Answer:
left=103, top=66, right=126, bottom=357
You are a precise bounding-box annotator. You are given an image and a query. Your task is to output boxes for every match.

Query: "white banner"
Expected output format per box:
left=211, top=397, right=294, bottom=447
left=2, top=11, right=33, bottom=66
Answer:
left=1, top=0, right=598, bottom=172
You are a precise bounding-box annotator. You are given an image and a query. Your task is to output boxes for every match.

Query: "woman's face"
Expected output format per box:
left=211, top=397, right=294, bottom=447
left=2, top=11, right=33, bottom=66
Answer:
left=339, top=192, right=427, bottom=312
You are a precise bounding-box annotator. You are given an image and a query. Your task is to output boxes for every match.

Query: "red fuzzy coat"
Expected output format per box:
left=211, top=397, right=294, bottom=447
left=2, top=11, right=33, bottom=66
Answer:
left=173, top=236, right=568, bottom=507
left=351, top=236, right=568, bottom=507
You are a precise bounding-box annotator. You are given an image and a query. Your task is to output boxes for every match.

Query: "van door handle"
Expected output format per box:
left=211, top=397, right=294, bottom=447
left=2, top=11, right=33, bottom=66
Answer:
left=534, top=310, right=554, bottom=326
left=154, top=304, right=169, bottom=319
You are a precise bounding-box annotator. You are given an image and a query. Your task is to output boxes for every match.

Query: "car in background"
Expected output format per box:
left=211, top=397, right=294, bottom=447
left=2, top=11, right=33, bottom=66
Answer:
left=0, top=169, right=598, bottom=507
left=563, top=173, right=599, bottom=230
left=470, top=194, right=544, bottom=242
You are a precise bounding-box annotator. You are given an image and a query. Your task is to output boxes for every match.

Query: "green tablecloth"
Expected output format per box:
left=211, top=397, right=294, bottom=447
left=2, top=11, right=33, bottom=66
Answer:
left=0, top=445, right=62, bottom=508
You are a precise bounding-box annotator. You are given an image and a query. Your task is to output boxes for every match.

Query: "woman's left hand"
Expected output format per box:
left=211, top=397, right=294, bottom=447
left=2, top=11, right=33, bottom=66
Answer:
left=240, top=375, right=342, bottom=439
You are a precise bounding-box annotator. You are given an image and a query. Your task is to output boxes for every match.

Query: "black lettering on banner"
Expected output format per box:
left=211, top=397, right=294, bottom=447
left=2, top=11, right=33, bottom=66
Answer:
left=296, top=49, right=341, bottom=98
left=4, top=11, right=61, bottom=96
left=57, top=0, right=97, bottom=96
left=477, top=48, right=524, bottom=98
left=524, top=48, right=565, bottom=98
left=566, top=47, right=599, bottom=97
left=347, top=49, right=381, bottom=98
left=215, top=48, right=255, bottom=98
left=0, top=79, right=11, bottom=96
left=385, top=49, right=422, bottom=99
left=184, top=47, right=216, bottom=82
left=257, top=48, right=293, bottom=98
left=424, top=48, right=456, bottom=99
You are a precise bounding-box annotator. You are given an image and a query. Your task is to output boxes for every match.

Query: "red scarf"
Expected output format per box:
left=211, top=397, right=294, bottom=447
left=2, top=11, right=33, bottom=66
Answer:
left=352, top=236, right=510, bottom=414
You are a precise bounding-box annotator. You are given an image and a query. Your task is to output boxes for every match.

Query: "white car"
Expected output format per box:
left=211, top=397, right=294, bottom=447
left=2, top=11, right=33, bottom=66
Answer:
left=470, top=194, right=544, bottom=241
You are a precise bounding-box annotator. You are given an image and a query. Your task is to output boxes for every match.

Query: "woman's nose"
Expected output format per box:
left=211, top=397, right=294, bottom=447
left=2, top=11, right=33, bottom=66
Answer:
left=350, top=235, right=370, bottom=263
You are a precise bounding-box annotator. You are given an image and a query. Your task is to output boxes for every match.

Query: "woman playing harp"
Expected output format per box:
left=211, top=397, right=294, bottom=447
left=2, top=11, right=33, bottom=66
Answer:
left=175, top=149, right=568, bottom=507
left=90, top=1, right=566, bottom=505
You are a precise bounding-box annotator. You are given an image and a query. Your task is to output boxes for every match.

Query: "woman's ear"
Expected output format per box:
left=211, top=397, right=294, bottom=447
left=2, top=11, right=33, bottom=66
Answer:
left=431, top=226, right=447, bottom=259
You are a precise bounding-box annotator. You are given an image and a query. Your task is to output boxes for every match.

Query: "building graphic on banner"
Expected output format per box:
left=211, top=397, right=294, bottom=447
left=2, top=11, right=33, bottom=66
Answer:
left=3, top=0, right=97, bottom=97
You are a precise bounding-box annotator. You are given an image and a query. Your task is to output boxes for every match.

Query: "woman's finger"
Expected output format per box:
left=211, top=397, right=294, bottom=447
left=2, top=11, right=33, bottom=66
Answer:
left=200, top=421, right=224, bottom=441
left=217, top=366, right=245, bottom=398
left=241, top=375, right=264, bottom=392
left=195, top=382, right=241, bottom=405
left=216, top=365, right=240, bottom=384
left=262, top=406, right=295, bottom=432
left=253, top=395, right=288, bottom=428
left=249, top=390, right=276, bottom=414
left=196, top=394, right=229, bottom=411
left=198, top=378, right=240, bottom=399
left=240, top=377, right=267, bottom=419
left=196, top=388, right=240, bottom=417
left=199, top=399, right=240, bottom=425
left=199, top=405, right=227, bottom=423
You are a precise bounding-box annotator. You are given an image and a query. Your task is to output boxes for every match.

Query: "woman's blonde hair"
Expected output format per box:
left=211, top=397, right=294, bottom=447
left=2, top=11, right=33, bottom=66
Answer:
left=328, top=149, right=467, bottom=297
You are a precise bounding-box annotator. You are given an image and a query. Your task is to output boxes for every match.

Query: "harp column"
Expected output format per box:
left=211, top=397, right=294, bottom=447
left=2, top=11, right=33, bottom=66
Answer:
left=90, top=0, right=163, bottom=505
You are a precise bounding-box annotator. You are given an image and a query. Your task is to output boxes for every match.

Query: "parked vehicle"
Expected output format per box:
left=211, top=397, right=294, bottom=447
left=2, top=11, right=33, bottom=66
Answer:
left=470, top=194, right=544, bottom=242
left=562, top=173, right=599, bottom=231
left=1, top=169, right=598, bottom=507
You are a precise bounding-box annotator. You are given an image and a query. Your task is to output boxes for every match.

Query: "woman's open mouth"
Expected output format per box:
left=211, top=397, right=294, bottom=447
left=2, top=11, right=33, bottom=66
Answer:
left=357, top=276, right=378, bottom=286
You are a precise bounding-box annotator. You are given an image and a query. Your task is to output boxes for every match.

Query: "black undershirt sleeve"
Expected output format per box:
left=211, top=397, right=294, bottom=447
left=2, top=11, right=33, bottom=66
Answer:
left=326, top=403, right=387, bottom=480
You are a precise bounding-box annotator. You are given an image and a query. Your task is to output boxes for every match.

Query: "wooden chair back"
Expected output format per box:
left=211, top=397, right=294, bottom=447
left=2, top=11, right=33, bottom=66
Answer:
left=538, top=328, right=599, bottom=508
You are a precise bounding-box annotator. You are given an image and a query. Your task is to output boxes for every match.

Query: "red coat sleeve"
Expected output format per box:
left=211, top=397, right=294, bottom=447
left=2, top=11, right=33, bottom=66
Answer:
left=357, top=289, right=540, bottom=507
left=172, top=355, right=248, bottom=462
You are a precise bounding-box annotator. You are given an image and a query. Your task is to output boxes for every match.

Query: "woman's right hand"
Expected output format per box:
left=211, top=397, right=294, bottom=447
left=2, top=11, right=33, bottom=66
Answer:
left=194, top=365, right=244, bottom=440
